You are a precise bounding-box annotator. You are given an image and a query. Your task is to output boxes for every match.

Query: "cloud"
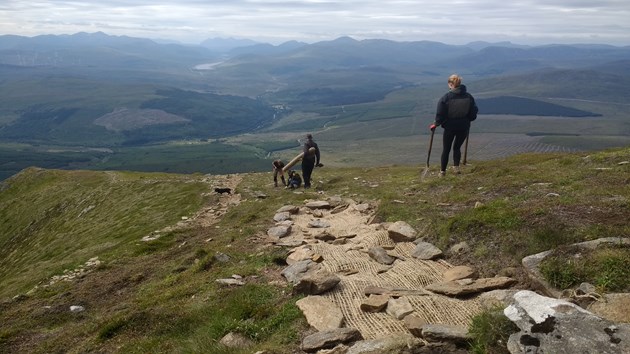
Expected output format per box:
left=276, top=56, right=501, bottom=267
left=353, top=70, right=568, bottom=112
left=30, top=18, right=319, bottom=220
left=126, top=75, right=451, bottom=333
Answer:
left=0, top=0, right=629, bottom=45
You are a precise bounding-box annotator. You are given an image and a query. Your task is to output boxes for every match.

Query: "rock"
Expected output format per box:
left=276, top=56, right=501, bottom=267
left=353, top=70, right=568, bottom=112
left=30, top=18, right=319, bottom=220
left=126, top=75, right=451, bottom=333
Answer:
left=363, top=285, right=428, bottom=297
left=404, top=315, right=427, bottom=337
left=281, top=260, right=318, bottom=284
left=317, top=344, right=349, bottom=354
left=277, top=205, right=299, bottom=214
left=449, top=241, right=470, bottom=255
left=267, top=225, right=292, bottom=239
left=360, top=294, right=390, bottom=313
left=216, top=278, right=245, bottom=286
left=354, top=203, right=371, bottom=213
left=477, top=289, right=519, bottom=310
left=287, top=245, right=314, bottom=265
left=411, top=242, right=443, bottom=260
left=301, top=328, right=363, bottom=353
left=219, top=332, right=253, bottom=348
left=70, top=305, right=85, bottom=313
left=386, top=297, right=414, bottom=320
left=214, top=252, right=231, bottom=263
left=421, top=324, right=471, bottom=345
left=296, top=296, right=344, bottom=331
left=505, top=290, right=630, bottom=354
left=273, top=211, right=292, bottom=222
left=308, top=219, right=331, bottom=228
left=294, top=268, right=341, bottom=295
left=314, top=231, right=337, bottom=242
left=443, top=266, right=476, bottom=281
left=367, top=247, right=396, bottom=265
left=346, top=335, right=424, bottom=354
left=305, top=201, right=332, bottom=209
left=387, top=221, right=418, bottom=242
left=425, top=277, right=516, bottom=297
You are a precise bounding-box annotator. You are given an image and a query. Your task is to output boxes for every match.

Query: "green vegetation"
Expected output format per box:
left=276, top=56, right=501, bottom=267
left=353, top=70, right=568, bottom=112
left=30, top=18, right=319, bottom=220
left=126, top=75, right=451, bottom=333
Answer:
left=540, top=245, right=630, bottom=292
left=0, top=146, right=628, bottom=353
left=468, top=307, right=518, bottom=354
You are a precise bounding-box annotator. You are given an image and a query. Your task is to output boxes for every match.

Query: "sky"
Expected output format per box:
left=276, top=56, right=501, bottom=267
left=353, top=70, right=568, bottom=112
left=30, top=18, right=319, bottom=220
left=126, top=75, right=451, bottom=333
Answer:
left=1, top=0, right=629, bottom=46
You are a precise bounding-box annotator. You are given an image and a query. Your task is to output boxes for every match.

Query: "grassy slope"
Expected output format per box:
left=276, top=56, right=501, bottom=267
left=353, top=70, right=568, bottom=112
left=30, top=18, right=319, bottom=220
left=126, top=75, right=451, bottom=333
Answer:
left=0, top=147, right=629, bottom=353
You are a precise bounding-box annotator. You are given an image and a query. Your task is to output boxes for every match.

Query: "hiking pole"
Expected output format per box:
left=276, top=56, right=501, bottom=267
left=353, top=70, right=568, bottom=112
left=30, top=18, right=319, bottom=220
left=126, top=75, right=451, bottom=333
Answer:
left=421, top=127, right=435, bottom=179
left=463, top=128, right=470, bottom=165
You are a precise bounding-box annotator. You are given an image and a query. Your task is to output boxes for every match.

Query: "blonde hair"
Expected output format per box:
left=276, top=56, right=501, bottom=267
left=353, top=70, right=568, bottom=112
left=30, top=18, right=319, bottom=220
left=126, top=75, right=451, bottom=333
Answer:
left=448, top=74, right=462, bottom=87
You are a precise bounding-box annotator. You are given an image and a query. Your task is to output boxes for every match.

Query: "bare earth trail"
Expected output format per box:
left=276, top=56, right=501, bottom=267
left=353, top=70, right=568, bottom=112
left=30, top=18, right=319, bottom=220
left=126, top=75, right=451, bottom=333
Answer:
left=279, top=197, right=483, bottom=340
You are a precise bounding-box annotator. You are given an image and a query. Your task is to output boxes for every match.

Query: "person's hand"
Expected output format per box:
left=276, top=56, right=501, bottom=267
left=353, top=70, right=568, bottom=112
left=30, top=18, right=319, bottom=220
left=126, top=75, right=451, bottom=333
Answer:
left=429, top=124, right=437, bottom=131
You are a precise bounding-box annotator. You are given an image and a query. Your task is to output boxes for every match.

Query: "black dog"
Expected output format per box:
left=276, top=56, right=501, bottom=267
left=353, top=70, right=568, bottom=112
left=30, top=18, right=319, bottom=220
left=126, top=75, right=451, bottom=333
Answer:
left=214, top=187, right=231, bottom=195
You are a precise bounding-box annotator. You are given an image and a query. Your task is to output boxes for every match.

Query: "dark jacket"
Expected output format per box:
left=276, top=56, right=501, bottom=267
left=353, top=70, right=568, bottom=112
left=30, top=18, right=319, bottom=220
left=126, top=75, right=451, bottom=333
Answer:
left=302, top=139, right=320, bottom=164
left=435, top=84, right=478, bottom=131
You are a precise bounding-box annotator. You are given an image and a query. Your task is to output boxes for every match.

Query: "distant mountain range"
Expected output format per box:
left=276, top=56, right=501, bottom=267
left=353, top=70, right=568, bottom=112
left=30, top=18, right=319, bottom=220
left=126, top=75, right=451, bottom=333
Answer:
left=0, top=32, right=629, bottom=180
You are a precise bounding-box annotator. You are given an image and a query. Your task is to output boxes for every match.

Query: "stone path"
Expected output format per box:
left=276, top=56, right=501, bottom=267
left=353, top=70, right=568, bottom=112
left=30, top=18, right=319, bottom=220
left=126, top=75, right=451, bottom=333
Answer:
left=278, top=198, right=483, bottom=340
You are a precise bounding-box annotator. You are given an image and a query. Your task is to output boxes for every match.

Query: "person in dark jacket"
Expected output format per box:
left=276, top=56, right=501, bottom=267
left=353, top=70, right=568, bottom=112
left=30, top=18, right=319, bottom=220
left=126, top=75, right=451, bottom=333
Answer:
left=430, top=74, right=478, bottom=177
left=301, top=133, right=321, bottom=188
left=272, top=159, right=286, bottom=187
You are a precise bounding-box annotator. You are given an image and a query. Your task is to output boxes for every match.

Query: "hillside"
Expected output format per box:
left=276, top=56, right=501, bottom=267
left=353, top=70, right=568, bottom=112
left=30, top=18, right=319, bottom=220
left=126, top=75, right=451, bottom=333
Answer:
left=1, top=147, right=628, bottom=353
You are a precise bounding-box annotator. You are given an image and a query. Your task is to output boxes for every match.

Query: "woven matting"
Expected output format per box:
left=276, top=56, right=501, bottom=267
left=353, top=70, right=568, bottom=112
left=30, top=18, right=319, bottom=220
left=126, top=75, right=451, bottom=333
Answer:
left=286, top=201, right=482, bottom=340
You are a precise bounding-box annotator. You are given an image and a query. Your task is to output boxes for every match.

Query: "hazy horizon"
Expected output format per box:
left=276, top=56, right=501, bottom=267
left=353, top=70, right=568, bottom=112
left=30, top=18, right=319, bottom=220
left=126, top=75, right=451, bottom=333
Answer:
left=1, top=1, right=629, bottom=47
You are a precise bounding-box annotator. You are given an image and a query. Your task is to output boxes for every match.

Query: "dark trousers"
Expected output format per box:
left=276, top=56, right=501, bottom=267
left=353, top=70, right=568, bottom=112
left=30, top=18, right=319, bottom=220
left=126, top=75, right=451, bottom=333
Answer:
left=302, top=158, right=315, bottom=188
left=441, top=129, right=468, bottom=171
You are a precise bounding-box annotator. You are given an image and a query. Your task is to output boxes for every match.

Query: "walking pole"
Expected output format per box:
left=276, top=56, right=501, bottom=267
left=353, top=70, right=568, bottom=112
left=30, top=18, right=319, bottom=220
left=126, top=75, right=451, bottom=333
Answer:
left=463, top=128, right=470, bottom=165
left=421, top=128, right=435, bottom=179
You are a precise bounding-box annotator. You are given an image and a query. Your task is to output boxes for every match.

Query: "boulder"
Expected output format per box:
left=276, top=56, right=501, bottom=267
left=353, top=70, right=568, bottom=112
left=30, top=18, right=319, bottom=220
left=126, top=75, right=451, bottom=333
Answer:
left=505, top=290, right=630, bottom=354
left=219, top=332, right=253, bottom=348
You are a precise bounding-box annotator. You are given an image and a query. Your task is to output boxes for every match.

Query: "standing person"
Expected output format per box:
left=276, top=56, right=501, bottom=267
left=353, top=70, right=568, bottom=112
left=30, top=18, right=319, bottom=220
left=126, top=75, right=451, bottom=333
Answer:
left=301, top=133, right=321, bottom=189
left=272, top=159, right=286, bottom=187
left=430, top=74, right=478, bottom=177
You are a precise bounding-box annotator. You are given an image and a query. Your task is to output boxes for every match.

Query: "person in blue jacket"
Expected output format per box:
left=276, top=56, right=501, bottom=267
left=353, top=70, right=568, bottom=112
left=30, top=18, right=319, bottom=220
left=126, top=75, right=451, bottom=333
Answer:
left=430, top=74, right=478, bottom=177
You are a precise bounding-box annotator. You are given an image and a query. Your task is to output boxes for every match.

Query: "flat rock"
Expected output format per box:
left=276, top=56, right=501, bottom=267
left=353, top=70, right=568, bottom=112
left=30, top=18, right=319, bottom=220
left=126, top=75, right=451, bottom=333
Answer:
left=443, top=266, right=476, bottom=281
left=360, top=294, right=390, bottom=312
left=368, top=246, right=396, bottom=265
left=301, top=328, right=363, bottom=353
left=296, top=296, right=344, bottom=331
left=425, top=277, right=516, bottom=297
left=277, top=205, right=299, bottom=214
left=308, top=219, right=331, bottom=228
left=386, top=297, right=414, bottom=320
left=346, top=335, right=424, bottom=354
left=364, top=285, right=428, bottom=297
left=294, top=268, right=341, bottom=295
left=404, top=315, right=427, bottom=337
left=267, top=225, right=292, bottom=239
left=305, top=201, right=332, bottom=209
left=421, top=324, right=471, bottom=345
left=273, top=211, right=292, bottom=222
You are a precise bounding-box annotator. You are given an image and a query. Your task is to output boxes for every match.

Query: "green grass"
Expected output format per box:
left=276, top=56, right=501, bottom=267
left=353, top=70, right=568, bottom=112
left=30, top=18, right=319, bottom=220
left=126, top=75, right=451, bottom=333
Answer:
left=539, top=245, right=630, bottom=292
left=468, top=307, right=518, bottom=354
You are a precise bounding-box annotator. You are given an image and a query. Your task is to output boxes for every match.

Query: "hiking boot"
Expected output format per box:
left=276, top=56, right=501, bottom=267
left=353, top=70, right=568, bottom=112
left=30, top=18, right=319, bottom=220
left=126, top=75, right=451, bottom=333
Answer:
left=453, top=165, right=461, bottom=174
left=439, top=171, right=446, bottom=177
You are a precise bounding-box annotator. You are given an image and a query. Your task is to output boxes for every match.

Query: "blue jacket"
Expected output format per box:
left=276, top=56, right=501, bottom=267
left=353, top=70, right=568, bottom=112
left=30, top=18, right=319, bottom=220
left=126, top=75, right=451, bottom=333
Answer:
left=435, top=84, right=478, bottom=131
